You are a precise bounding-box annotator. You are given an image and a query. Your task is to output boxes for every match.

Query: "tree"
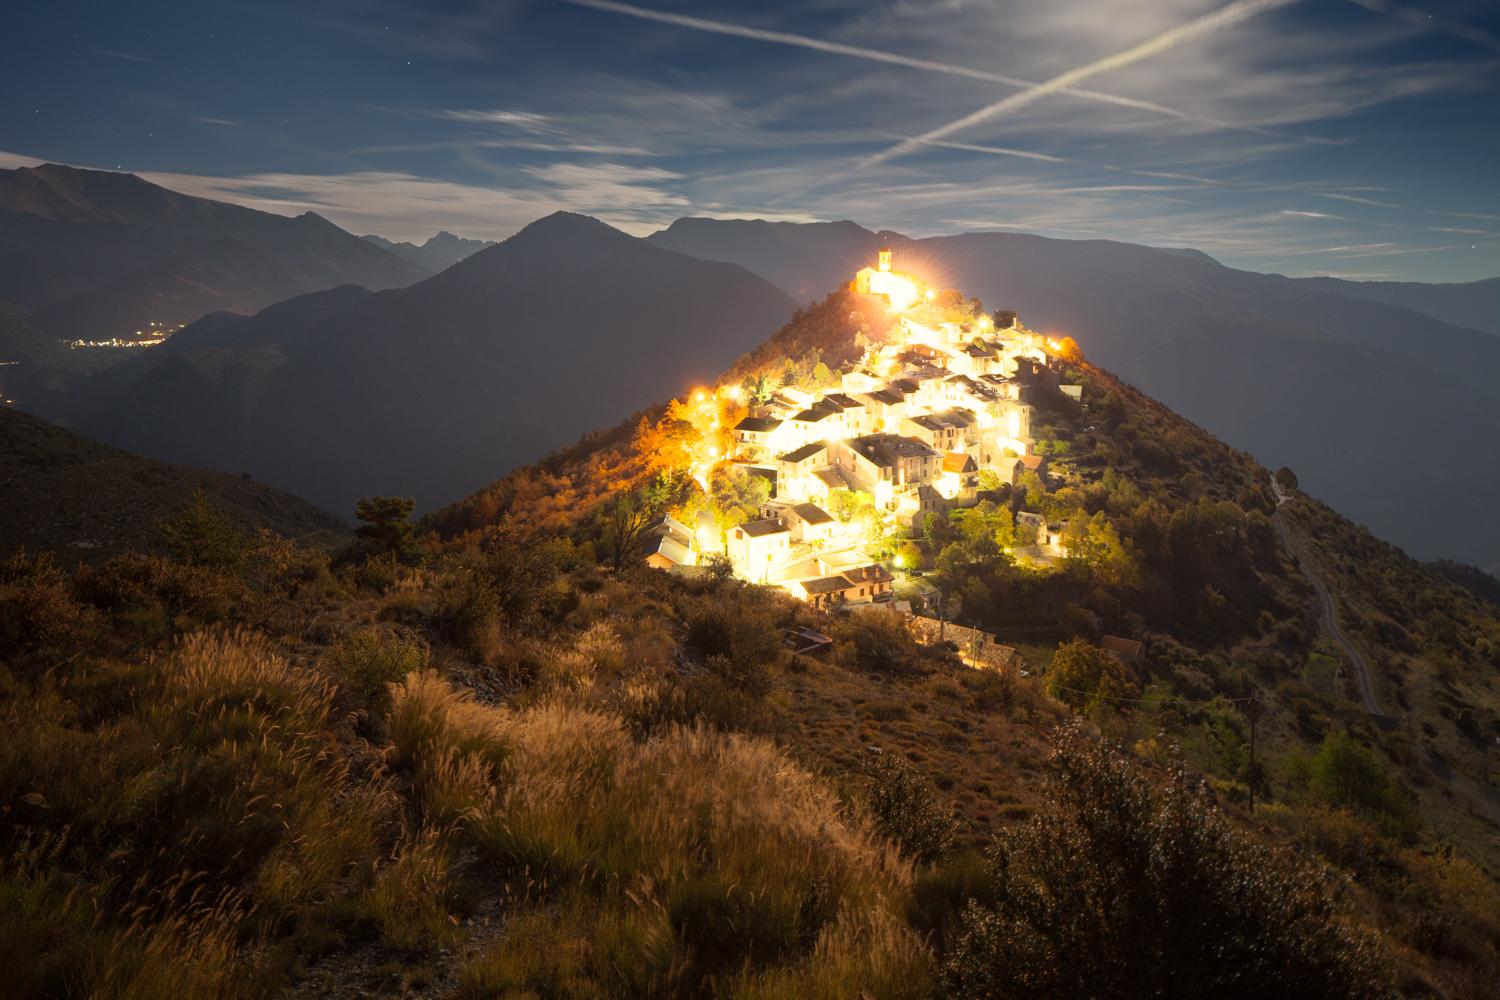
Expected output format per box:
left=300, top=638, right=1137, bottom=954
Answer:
left=1275, top=466, right=1299, bottom=492
left=1045, top=639, right=1139, bottom=711
left=158, top=488, right=250, bottom=568
left=354, top=495, right=417, bottom=561
left=602, top=490, right=656, bottom=570
left=946, top=727, right=1390, bottom=1000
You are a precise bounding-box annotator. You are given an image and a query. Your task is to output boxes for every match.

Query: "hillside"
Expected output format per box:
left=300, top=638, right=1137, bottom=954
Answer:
left=1293, top=275, right=1500, bottom=338
left=646, top=218, right=1500, bottom=570
left=5, top=265, right=1500, bottom=998
left=0, top=163, right=430, bottom=342
left=59, top=212, right=799, bottom=516
left=0, top=405, right=344, bottom=560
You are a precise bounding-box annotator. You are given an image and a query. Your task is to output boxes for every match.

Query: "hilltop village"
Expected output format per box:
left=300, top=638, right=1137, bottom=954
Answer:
left=643, top=249, right=1081, bottom=610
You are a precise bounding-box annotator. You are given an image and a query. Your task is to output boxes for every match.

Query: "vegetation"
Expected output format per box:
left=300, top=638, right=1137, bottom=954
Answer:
left=6, top=295, right=1500, bottom=997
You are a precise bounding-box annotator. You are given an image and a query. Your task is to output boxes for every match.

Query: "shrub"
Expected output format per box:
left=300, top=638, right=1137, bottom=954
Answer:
left=865, top=753, right=957, bottom=864
left=1306, top=731, right=1421, bottom=843
left=1044, top=638, right=1140, bottom=711
left=324, top=627, right=428, bottom=715
left=831, top=611, right=923, bottom=676
left=945, top=726, right=1391, bottom=1000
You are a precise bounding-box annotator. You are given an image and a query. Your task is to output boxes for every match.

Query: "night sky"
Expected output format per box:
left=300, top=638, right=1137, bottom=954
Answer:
left=4, top=0, right=1497, bottom=281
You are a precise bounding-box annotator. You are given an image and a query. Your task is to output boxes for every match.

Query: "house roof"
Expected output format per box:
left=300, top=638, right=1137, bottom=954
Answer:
left=844, top=564, right=894, bottom=585
left=847, top=434, right=939, bottom=466
left=735, top=416, right=782, bottom=433
left=642, top=533, right=693, bottom=565
left=1019, top=454, right=1046, bottom=470
left=864, top=388, right=905, bottom=406
left=942, top=452, right=977, bottom=473
left=737, top=517, right=789, bottom=538
left=791, top=406, right=835, bottom=423
left=778, top=440, right=827, bottom=464
left=802, top=575, right=854, bottom=595
left=1101, top=635, right=1144, bottom=660
left=790, top=503, right=834, bottom=526
left=821, top=393, right=860, bottom=409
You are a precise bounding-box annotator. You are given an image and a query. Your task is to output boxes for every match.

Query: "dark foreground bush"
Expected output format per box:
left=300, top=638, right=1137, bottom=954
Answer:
left=946, top=725, right=1393, bottom=1000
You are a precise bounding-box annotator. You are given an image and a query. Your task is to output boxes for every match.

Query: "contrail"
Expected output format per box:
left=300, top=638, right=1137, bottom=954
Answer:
left=561, top=0, right=1298, bottom=140
left=1344, top=0, right=1500, bottom=55
left=857, top=0, right=1300, bottom=169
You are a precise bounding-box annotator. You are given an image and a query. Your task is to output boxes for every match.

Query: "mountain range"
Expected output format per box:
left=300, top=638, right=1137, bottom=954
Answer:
left=0, top=162, right=429, bottom=343
left=52, top=212, right=797, bottom=515
left=362, top=230, right=496, bottom=273
left=6, top=166, right=1498, bottom=569
left=646, top=218, right=1500, bottom=570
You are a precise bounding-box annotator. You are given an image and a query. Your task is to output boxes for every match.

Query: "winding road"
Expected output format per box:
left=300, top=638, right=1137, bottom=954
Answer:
left=1269, top=475, right=1384, bottom=718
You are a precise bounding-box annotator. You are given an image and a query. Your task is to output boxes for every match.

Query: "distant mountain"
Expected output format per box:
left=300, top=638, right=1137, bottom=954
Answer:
left=647, top=218, right=1500, bottom=567
left=0, top=405, right=344, bottom=562
left=67, top=212, right=798, bottom=515
left=0, top=163, right=430, bottom=341
left=1291, top=275, right=1500, bottom=337
left=362, top=230, right=496, bottom=273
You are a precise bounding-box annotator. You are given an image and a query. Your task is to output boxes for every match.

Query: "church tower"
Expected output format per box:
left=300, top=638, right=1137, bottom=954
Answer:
left=877, top=247, right=892, bottom=273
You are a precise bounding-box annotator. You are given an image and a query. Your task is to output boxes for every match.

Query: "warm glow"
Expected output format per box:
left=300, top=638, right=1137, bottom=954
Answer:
left=924, top=288, right=936, bottom=301
left=978, top=316, right=992, bottom=331
left=694, top=390, right=707, bottom=403
left=893, top=553, right=905, bottom=568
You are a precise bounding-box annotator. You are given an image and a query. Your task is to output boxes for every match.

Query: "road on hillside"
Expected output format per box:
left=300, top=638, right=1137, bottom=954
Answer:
left=1269, top=475, right=1383, bottom=716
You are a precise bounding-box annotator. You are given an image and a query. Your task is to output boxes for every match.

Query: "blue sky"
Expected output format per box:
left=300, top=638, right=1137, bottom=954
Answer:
left=4, top=0, right=1497, bottom=281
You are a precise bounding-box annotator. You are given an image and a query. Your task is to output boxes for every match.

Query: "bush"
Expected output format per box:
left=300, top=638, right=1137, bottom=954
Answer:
left=945, top=726, right=1391, bottom=1000
left=1306, top=731, right=1421, bottom=843
left=865, top=753, right=956, bottom=864
left=1044, top=638, right=1140, bottom=711
left=324, top=627, right=428, bottom=715
left=832, top=610, right=924, bottom=675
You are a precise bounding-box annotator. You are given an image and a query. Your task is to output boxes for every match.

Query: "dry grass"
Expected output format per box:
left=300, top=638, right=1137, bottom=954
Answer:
left=385, top=672, right=934, bottom=996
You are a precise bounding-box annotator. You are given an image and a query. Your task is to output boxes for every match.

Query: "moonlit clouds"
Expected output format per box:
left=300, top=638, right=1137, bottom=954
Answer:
left=2, top=0, right=1494, bottom=280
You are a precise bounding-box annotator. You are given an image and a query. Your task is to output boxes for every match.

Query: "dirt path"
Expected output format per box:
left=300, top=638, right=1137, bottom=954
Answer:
left=1269, top=475, right=1382, bottom=717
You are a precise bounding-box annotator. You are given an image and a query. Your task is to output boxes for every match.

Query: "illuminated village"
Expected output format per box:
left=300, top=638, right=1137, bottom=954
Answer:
left=642, top=248, right=1080, bottom=613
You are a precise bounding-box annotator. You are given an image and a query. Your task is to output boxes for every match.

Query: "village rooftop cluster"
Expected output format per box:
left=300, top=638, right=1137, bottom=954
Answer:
left=644, top=248, right=1080, bottom=609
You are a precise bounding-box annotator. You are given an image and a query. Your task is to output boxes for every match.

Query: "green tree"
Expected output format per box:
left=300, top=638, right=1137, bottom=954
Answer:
left=946, top=728, right=1390, bottom=1000
left=158, top=488, right=249, bottom=568
left=1045, top=639, right=1139, bottom=711
left=1306, top=731, right=1420, bottom=842
left=355, top=495, right=417, bottom=561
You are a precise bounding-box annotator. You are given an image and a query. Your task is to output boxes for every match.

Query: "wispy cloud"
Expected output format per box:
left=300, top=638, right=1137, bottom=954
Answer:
left=90, top=48, right=152, bottom=63
left=1344, top=0, right=1500, bottom=55
left=857, top=0, right=1300, bottom=168
left=562, top=0, right=1298, bottom=140
left=1281, top=209, right=1345, bottom=220
left=190, top=116, right=240, bottom=127
left=1317, top=192, right=1398, bottom=208
left=429, top=109, right=556, bottom=131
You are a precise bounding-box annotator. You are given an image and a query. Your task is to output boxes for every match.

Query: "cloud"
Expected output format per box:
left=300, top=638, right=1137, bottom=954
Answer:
left=1281, top=209, right=1345, bottom=220
left=428, top=109, right=557, bottom=131
left=1343, top=0, right=1500, bottom=55
left=90, top=48, right=153, bottom=63
left=857, top=0, right=1300, bottom=168
left=561, top=0, right=1293, bottom=140
left=1317, top=192, right=1398, bottom=208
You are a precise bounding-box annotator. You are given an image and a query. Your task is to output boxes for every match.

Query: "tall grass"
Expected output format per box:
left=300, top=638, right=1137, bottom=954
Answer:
left=386, top=672, right=933, bottom=996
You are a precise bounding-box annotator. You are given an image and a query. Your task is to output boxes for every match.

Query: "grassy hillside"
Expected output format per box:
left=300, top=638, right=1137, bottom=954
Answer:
left=0, top=406, right=345, bottom=561
left=4, top=293, right=1499, bottom=998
